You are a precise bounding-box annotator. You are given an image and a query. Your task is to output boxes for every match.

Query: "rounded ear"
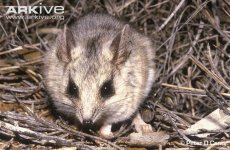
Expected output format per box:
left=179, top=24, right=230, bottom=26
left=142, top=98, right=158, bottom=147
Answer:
left=56, top=26, right=76, bottom=63
left=110, top=24, right=132, bottom=66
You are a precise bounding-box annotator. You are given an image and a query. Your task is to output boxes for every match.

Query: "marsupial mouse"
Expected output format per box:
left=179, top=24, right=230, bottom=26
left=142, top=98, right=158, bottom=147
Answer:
left=44, top=13, right=155, bottom=138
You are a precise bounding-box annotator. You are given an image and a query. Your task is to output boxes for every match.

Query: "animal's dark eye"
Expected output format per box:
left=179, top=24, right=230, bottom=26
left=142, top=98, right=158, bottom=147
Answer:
left=100, top=80, right=115, bottom=98
left=66, top=78, right=78, bottom=98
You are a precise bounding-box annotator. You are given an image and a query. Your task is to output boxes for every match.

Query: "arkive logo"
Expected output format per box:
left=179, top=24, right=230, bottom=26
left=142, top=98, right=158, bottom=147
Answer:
left=3, top=3, right=65, bottom=20
left=5, top=4, right=64, bottom=15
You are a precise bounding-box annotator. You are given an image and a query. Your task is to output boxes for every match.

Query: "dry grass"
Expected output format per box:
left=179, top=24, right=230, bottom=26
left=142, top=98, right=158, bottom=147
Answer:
left=0, top=0, right=230, bottom=149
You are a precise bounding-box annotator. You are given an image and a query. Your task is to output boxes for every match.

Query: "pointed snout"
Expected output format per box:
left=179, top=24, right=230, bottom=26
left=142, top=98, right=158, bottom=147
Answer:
left=80, top=106, right=96, bottom=127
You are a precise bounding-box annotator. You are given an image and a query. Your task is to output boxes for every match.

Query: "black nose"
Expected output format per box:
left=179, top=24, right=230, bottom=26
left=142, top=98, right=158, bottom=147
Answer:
left=81, top=119, right=96, bottom=132
left=83, top=119, right=93, bottom=126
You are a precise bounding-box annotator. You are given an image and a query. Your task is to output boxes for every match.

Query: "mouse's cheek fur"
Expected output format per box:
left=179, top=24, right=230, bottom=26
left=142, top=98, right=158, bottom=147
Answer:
left=99, top=93, right=138, bottom=124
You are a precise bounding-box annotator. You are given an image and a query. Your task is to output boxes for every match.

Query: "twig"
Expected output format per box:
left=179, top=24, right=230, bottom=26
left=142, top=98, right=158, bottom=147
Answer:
left=161, top=83, right=230, bottom=97
left=158, top=0, right=186, bottom=31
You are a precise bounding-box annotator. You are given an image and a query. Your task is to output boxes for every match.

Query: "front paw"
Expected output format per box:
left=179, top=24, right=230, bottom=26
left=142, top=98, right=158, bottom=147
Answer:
left=132, top=113, right=154, bottom=134
left=99, top=124, right=114, bottom=139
